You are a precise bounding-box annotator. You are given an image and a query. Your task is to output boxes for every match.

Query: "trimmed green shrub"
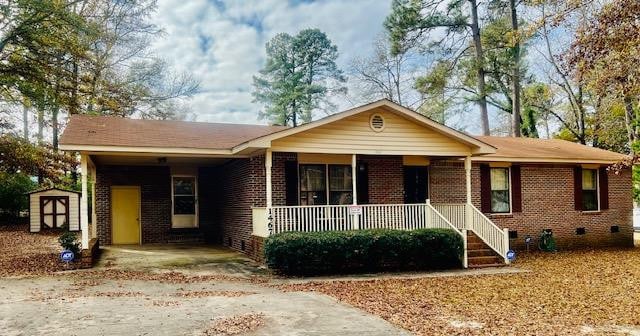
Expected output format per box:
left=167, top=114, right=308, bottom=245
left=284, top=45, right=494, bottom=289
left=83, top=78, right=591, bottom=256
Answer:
left=264, top=229, right=463, bottom=275
left=58, top=231, right=80, bottom=258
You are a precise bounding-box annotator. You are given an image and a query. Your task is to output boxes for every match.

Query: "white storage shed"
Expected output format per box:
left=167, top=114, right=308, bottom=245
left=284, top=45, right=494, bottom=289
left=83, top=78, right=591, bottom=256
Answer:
left=28, top=188, right=81, bottom=233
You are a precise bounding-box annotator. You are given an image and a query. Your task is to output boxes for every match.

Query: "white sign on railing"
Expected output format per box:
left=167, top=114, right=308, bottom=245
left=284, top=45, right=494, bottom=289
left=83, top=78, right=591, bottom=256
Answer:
left=348, top=205, right=363, bottom=215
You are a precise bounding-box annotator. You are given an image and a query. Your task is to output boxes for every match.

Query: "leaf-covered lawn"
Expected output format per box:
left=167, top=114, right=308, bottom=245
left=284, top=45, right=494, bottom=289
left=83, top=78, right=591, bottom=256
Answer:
left=0, top=224, right=61, bottom=277
left=280, top=249, right=640, bottom=335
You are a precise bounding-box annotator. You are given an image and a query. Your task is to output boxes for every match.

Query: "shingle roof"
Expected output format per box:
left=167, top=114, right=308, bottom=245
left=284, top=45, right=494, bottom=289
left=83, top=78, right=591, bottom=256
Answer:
left=475, top=136, right=629, bottom=163
left=59, top=114, right=629, bottom=163
left=59, top=115, right=288, bottom=150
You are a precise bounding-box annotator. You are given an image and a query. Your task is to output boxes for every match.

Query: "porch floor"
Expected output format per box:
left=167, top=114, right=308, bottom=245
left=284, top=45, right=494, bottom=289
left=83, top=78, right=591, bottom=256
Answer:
left=97, top=244, right=266, bottom=277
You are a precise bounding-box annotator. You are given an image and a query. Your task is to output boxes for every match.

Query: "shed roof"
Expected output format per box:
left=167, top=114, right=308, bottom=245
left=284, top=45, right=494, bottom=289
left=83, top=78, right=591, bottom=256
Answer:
left=26, top=187, right=81, bottom=195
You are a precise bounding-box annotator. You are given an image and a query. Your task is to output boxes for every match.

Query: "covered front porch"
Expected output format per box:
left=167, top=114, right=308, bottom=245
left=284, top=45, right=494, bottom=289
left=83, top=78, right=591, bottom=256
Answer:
left=252, top=151, right=510, bottom=268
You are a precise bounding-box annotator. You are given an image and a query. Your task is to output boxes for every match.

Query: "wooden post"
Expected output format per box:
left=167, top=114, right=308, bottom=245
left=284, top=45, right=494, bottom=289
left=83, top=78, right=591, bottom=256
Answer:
left=503, top=227, right=511, bottom=264
left=89, top=158, right=97, bottom=239
left=351, top=154, right=357, bottom=205
left=351, top=154, right=360, bottom=230
left=265, top=149, right=273, bottom=208
left=462, top=228, right=469, bottom=268
left=464, top=156, right=472, bottom=230
left=80, top=153, right=89, bottom=249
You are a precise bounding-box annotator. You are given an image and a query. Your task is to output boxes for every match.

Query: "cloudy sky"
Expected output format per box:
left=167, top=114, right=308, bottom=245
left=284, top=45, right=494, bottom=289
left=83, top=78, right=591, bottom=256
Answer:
left=150, top=0, right=393, bottom=125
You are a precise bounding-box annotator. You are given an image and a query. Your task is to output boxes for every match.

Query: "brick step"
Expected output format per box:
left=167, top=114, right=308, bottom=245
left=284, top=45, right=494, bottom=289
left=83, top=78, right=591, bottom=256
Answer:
left=469, top=263, right=505, bottom=269
left=467, top=237, right=485, bottom=244
left=468, top=255, right=502, bottom=265
left=467, top=248, right=497, bottom=257
left=467, top=242, right=487, bottom=250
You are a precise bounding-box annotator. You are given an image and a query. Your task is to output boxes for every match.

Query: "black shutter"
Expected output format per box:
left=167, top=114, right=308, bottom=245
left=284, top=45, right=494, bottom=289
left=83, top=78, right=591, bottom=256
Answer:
left=511, top=165, right=522, bottom=213
left=574, top=166, right=583, bottom=211
left=480, top=164, right=491, bottom=213
left=357, top=161, right=369, bottom=204
left=599, top=167, right=609, bottom=210
left=284, top=161, right=298, bottom=206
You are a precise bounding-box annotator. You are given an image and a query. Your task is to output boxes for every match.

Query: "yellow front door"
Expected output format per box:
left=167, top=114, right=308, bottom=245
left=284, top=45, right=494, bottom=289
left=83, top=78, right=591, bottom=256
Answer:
left=111, top=186, right=140, bottom=245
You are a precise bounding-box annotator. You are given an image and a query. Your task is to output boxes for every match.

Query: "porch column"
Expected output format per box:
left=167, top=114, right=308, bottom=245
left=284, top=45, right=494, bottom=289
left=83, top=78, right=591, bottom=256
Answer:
left=464, top=155, right=472, bottom=230
left=351, top=154, right=357, bottom=205
left=80, top=153, right=89, bottom=249
left=89, top=157, right=97, bottom=239
left=463, top=155, right=472, bottom=268
left=464, top=156, right=472, bottom=204
left=265, top=149, right=273, bottom=208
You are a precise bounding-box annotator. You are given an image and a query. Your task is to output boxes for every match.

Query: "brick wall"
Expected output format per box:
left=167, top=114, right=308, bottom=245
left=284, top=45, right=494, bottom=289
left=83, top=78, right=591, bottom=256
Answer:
left=215, top=152, right=295, bottom=253
left=361, top=155, right=404, bottom=204
left=96, top=165, right=208, bottom=244
left=429, top=160, right=633, bottom=250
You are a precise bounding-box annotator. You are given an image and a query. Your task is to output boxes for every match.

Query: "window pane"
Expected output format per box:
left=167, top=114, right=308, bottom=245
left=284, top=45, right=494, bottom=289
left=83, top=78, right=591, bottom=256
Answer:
left=491, top=190, right=510, bottom=213
left=583, top=190, right=598, bottom=211
left=174, top=195, right=195, bottom=214
left=490, top=168, right=509, bottom=191
left=329, top=165, right=352, bottom=191
left=300, top=165, right=326, bottom=192
left=301, top=191, right=327, bottom=205
left=582, top=169, right=597, bottom=190
left=330, top=191, right=353, bottom=205
left=174, top=177, right=195, bottom=195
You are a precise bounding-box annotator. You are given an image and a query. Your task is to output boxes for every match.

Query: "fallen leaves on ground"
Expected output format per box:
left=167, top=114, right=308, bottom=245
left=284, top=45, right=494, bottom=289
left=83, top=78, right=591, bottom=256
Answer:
left=279, top=249, right=640, bottom=335
left=0, top=225, right=62, bottom=276
left=174, top=290, right=256, bottom=298
left=201, top=313, right=266, bottom=336
left=71, top=269, right=266, bottom=284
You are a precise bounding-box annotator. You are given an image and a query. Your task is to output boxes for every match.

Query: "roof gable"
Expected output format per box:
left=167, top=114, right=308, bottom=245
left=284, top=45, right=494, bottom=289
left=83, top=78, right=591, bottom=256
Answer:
left=235, top=100, right=496, bottom=155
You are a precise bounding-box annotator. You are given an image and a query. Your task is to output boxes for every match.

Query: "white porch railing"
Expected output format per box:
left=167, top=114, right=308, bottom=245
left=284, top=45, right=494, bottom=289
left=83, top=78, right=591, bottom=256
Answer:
left=252, top=202, right=509, bottom=266
left=265, top=203, right=461, bottom=236
left=468, top=204, right=510, bottom=264
left=433, top=203, right=466, bottom=230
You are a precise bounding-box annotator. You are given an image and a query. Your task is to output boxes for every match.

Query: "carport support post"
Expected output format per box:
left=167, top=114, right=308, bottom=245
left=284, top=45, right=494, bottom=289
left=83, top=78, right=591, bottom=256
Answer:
left=80, top=153, right=89, bottom=249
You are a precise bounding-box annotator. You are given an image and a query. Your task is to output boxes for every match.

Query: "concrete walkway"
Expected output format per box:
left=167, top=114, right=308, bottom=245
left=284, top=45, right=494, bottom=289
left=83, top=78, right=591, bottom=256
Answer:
left=98, top=244, right=266, bottom=276
left=0, top=245, right=409, bottom=335
left=0, top=276, right=409, bottom=336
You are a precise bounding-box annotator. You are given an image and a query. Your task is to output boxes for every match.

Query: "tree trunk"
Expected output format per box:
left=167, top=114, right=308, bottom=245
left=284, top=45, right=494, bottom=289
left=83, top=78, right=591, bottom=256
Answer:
left=37, top=107, right=44, bottom=144
left=22, top=104, right=29, bottom=140
left=624, top=95, right=638, bottom=152
left=469, top=0, right=490, bottom=135
left=510, top=0, right=521, bottom=137
left=52, top=106, right=59, bottom=150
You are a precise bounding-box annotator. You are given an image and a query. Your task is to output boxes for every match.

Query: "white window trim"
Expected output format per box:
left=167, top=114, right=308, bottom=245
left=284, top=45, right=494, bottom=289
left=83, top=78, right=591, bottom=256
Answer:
left=171, top=175, right=199, bottom=228
left=490, top=166, right=512, bottom=215
left=581, top=168, right=601, bottom=213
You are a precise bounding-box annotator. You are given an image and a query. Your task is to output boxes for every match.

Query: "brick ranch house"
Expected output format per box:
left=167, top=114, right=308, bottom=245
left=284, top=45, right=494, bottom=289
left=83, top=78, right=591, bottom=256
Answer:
left=59, top=100, right=632, bottom=267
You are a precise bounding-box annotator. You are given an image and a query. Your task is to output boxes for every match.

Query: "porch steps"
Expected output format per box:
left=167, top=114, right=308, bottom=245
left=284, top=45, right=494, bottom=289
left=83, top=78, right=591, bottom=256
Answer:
left=467, top=232, right=505, bottom=268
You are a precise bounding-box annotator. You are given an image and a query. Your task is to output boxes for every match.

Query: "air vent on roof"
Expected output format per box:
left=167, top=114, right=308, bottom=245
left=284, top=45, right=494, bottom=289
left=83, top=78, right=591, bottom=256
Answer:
left=369, top=114, right=385, bottom=132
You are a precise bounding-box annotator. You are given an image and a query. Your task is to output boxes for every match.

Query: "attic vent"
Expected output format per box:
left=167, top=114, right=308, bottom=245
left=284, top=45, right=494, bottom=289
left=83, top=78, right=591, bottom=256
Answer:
left=369, top=114, right=385, bottom=132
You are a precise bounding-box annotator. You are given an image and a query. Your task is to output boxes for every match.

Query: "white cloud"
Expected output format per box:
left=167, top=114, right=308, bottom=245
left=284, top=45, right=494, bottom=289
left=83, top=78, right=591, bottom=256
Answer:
left=149, top=0, right=392, bottom=124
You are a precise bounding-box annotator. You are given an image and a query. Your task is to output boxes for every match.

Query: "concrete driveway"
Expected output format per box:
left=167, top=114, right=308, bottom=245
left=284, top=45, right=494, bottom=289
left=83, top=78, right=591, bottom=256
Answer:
left=0, top=245, right=409, bottom=336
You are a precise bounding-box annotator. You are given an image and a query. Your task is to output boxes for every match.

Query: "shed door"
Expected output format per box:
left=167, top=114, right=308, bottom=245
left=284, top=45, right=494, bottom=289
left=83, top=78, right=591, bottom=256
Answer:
left=40, top=196, right=69, bottom=229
